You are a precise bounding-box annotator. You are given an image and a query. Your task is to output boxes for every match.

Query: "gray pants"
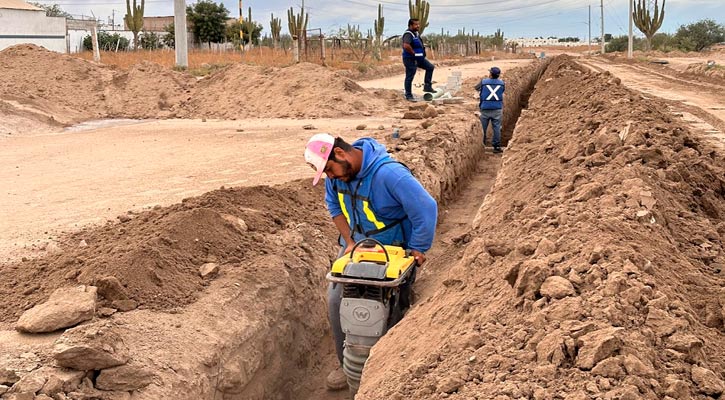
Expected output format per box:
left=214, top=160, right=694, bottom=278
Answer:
left=328, top=281, right=345, bottom=364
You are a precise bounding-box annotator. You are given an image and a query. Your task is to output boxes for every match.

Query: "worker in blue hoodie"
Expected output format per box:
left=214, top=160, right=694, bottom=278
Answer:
left=304, top=133, right=438, bottom=391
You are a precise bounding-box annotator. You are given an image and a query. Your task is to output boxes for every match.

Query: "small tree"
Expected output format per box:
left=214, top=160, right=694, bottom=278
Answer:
left=124, top=0, right=145, bottom=50
left=139, top=31, right=161, bottom=49
left=186, top=0, right=229, bottom=47
left=674, top=19, right=725, bottom=52
left=162, top=23, right=175, bottom=48
left=30, top=2, right=71, bottom=17
left=632, top=0, right=665, bottom=51
left=83, top=32, right=130, bottom=51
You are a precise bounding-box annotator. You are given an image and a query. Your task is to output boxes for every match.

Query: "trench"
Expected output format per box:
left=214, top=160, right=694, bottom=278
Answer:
left=0, top=59, right=550, bottom=400
left=288, top=59, right=551, bottom=400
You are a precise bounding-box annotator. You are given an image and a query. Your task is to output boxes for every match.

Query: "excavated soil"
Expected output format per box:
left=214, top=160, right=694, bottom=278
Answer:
left=0, top=183, right=336, bottom=324
left=357, top=56, right=725, bottom=399
left=0, top=45, right=390, bottom=132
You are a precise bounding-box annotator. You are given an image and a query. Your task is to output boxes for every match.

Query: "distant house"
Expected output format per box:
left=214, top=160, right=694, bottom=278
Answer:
left=0, top=0, right=66, bottom=52
left=125, top=16, right=174, bottom=32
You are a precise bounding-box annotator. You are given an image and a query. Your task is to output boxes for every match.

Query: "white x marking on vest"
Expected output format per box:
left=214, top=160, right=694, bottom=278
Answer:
left=485, top=85, right=501, bottom=100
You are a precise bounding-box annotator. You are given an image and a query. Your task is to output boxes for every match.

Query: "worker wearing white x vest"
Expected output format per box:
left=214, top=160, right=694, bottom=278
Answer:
left=475, top=66, right=505, bottom=153
left=304, top=133, right=437, bottom=390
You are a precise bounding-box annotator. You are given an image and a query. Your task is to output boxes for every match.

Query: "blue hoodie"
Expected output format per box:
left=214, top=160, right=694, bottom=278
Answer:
left=324, top=138, right=438, bottom=253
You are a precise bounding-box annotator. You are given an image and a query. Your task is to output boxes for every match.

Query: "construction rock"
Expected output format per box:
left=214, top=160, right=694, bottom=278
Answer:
left=0, top=368, right=20, bottom=386
left=664, top=375, right=691, bottom=399
left=423, top=106, right=438, bottom=119
left=96, top=364, right=155, bottom=391
left=621, top=354, right=655, bottom=378
left=221, top=214, right=248, bottom=232
left=110, top=299, right=137, bottom=312
left=355, top=124, right=366, bottom=130
left=9, top=370, right=45, bottom=394
left=576, top=327, right=622, bottom=370
left=15, top=286, right=97, bottom=333
left=95, top=276, right=128, bottom=302
left=402, top=111, right=424, bottom=120
left=591, top=357, right=625, bottom=378
left=199, top=262, right=220, bottom=279
left=539, top=276, right=576, bottom=299
left=691, top=365, right=724, bottom=396
left=97, top=307, right=116, bottom=317
left=53, top=324, right=130, bottom=370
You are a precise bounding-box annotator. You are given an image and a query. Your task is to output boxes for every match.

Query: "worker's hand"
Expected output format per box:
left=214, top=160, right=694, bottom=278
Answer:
left=410, top=250, right=426, bottom=265
left=343, top=243, right=355, bottom=255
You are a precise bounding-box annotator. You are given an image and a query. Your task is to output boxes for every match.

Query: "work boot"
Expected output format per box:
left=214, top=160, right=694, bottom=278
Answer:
left=423, top=84, right=435, bottom=93
left=493, top=147, right=503, bottom=154
left=326, top=365, right=348, bottom=391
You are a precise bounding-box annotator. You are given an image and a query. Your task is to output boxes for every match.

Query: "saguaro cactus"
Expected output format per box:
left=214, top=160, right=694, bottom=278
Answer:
left=408, top=0, right=429, bottom=35
left=373, top=4, right=384, bottom=59
left=270, top=13, right=281, bottom=49
left=493, top=28, right=504, bottom=50
left=633, top=0, right=665, bottom=51
left=124, top=0, right=144, bottom=50
left=287, top=6, right=309, bottom=53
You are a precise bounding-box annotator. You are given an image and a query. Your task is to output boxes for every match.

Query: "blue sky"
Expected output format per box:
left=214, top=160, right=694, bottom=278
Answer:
left=43, top=0, right=723, bottom=39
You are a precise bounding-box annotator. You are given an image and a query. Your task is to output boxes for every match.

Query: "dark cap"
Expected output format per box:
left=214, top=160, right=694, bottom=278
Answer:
left=490, top=66, right=501, bottom=75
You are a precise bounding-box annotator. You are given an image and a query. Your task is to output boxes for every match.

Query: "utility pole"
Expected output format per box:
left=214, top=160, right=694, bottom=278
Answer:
left=173, top=0, right=188, bottom=68
left=627, top=0, right=633, bottom=58
left=600, top=0, right=605, bottom=54
left=588, top=5, right=591, bottom=55
left=111, top=9, right=115, bottom=30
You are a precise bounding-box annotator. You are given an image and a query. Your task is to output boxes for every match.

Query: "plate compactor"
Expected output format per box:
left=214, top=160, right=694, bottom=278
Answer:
left=327, top=239, right=417, bottom=396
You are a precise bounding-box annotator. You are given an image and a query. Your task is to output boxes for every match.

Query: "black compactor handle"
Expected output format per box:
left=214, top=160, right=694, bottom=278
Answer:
left=349, top=238, right=390, bottom=264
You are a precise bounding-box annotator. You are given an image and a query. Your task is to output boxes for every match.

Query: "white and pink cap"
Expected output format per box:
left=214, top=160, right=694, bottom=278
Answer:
left=304, top=133, right=335, bottom=186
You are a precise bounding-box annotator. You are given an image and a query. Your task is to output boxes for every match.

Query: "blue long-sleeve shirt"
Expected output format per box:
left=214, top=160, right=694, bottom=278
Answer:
left=324, top=138, right=438, bottom=252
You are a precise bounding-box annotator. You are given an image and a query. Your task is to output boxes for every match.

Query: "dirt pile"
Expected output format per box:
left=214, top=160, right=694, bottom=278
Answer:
left=358, top=56, right=724, bottom=399
left=0, top=45, right=390, bottom=131
left=0, top=183, right=335, bottom=325
left=684, top=62, right=725, bottom=82
left=180, top=62, right=387, bottom=119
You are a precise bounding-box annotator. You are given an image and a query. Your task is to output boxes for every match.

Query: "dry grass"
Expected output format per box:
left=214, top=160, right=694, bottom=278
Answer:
left=73, top=47, right=407, bottom=75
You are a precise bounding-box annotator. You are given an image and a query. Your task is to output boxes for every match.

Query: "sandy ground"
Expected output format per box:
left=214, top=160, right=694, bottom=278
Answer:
left=0, top=117, right=398, bottom=260
left=579, top=57, right=725, bottom=148
left=358, top=59, right=534, bottom=94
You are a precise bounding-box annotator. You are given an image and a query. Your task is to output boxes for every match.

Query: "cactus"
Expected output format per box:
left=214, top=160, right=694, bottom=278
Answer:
left=633, top=0, right=665, bottom=51
left=408, top=0, right=429, bottom=35
left=493, top=28, right=504, bottom=50
left=373, top=4, right=384, bottom=59
left=124, top=0, right=144, bottom=50
left=270, top=13, right=281, bottom=49
left=287, top=7, right=308, bottom=39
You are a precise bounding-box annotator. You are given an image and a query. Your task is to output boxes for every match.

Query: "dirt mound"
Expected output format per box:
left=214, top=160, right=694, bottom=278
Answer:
left=181, top=62, right=386, bottom=119
left=1, top=46, right=387, bottom=132
left=0, top=44, right=114, bottom=123
left=105, top=61, right=196, bottom=119
left=358, top=56, right=724, bottom=399
left=684, top=62, right=725, bottom=82
left=0, top=182, right=334, bottom=325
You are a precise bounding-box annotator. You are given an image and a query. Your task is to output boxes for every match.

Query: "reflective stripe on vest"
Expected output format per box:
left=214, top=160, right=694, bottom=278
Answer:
left=402, top=30, right=424, bottom=59
left=334, top=159, right=406, bottom=246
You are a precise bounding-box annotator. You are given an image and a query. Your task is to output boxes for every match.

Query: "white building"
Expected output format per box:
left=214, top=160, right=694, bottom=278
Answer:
left=509, top=37, right=583, bottom=48
left=0, top=0, right=67, bottom=53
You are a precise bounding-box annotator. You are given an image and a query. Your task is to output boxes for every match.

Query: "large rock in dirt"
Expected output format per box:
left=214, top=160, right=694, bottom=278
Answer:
left=95, top=277, right=128, bottom=302
left=6, top=367, right=84, bottom=398
left=512, top=259, right=548, bottom=299
left=575, top=327, right=623, bottom=370
left=15, top=286, right=97, bottom=333
left=402, top=111, right=424, bottom=120
left=96, top=364, right=155, bottom=391
left=691, top=365, right=724, bottom=396
left=53, top=324, right=130, bottom=370
left=591, top=356, right=625, bottom=378
left=539, top=276, right=576, bottom=299
left=0, top=368, right=20, bottom=386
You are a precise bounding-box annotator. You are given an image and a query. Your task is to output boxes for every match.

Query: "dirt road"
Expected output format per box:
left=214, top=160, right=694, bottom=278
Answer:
left=0, top=117, right=398, bottom=260
left=358, top=59, right=533, bottom=94
left=578, top=57, right=725, bottom=147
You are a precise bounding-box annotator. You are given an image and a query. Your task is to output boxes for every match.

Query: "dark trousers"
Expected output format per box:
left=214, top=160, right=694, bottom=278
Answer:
left=403, top=57, right=435, bottom=97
